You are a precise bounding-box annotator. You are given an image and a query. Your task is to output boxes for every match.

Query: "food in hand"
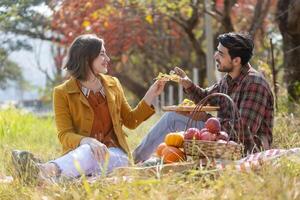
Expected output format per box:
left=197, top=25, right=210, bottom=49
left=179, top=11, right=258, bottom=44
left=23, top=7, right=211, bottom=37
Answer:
left=154, top=72, right=180, bottom=82
left=165, top=132, right=184, bottom=148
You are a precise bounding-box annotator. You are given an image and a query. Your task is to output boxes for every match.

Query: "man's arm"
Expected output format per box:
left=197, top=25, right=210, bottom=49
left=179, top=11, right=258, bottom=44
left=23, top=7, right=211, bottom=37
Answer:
left=174, top=66, right=220, bottom=104
left=184, top=83, right=220, bottom=104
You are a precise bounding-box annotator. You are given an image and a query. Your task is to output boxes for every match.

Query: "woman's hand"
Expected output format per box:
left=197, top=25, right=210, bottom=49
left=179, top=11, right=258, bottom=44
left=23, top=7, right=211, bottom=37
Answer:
left=173, top=67, right=193, bottom=90
left=80, top=137, right=109, bottom=162
left=143, top=80, right=166, bottom=105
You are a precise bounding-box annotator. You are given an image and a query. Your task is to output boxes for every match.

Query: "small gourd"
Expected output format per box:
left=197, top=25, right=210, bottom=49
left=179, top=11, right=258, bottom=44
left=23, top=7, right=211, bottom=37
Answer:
left=161, top=146, right=185, bottom=163
left=156, top=142, right=167, bottom=157
left=164, top=132, right=184, bottom=148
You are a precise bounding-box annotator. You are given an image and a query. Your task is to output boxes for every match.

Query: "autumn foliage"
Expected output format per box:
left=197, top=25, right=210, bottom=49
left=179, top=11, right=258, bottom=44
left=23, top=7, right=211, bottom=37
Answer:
left=51, top=0, right=149, bottom=56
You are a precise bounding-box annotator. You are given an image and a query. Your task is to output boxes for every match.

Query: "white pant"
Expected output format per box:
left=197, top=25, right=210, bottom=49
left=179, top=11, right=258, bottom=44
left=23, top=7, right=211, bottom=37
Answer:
left=51, top=144, right=128, bottom=178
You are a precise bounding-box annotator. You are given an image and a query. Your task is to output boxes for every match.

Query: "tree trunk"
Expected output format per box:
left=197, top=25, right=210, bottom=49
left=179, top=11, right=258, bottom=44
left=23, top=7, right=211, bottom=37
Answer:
left=277, top=0, right=300, bottom=102
left=116, top=73, right=147, bottom=100
left=184, top=28, right=207, bottom=84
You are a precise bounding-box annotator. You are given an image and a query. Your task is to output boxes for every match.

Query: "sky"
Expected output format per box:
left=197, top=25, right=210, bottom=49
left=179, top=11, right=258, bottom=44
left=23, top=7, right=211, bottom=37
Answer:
left=0, top=39, right=53, bottom=102
left=0, top=3, right=54, bottom=102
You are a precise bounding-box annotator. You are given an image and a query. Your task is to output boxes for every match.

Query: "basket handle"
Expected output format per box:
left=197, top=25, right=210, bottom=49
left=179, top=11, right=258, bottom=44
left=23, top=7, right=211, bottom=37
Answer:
left=184, top=93, right=244, bottom=144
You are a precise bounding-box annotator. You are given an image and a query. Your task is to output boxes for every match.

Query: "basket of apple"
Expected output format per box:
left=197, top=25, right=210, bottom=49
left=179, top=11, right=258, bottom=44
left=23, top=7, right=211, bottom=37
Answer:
left=183, top=93, right=244, bottom=160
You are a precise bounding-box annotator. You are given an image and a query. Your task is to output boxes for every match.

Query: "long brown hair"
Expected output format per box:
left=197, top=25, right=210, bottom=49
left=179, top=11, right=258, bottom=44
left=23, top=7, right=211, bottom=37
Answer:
left=64, top=34, right=103, bottom=81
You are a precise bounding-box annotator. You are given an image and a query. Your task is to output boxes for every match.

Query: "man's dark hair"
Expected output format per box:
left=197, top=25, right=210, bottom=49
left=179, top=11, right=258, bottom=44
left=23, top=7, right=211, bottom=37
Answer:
left=217, top=32, right=254, bottom=65
left=64, top=34, right=103, bottom=81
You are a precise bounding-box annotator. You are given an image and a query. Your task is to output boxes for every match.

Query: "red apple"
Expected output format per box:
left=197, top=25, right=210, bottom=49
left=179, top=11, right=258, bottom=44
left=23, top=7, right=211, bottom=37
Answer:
left=229, top=141, right=238, bottom=145
left=199, top=131, right=217, bottom=141
left=205, top=117, right=221, bottom=134
left=194, top=131, right=203, bottom=140
left=217, top=131, right=229, bottom=141
left=184, top=128, right=200, bottom=140
left=217, top=139, right=227, bottom=144
left=194, top=128, right=209, bottom=140
left=199, top=128, right=209, bottom=134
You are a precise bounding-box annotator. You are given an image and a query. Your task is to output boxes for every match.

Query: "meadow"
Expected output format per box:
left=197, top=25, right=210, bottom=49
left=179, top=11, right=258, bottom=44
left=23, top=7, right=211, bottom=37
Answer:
left=0, top=99, right=300, bottom=200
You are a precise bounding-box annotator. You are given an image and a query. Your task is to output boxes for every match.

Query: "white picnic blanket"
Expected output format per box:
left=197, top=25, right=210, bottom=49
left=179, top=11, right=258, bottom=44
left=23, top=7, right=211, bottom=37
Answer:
left=215, top=148, right=300, bottom=172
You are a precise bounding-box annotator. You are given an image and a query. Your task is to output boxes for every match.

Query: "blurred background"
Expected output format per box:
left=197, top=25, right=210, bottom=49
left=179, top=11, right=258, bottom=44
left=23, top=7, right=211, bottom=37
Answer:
left=0, top=0, right=299, bottom=115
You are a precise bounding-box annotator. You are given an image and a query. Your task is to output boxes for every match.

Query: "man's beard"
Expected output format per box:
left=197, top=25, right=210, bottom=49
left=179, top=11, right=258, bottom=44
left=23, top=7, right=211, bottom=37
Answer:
left=216, top=61, right=233, bottom=73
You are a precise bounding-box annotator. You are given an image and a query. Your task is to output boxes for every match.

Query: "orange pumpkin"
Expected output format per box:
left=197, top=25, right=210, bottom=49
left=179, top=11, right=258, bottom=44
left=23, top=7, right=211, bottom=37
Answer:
left=156, top=142, right=167, bottom=157
left=161, top=146, right=186, bottom=163
left=164, top=132, right=184, bottom=148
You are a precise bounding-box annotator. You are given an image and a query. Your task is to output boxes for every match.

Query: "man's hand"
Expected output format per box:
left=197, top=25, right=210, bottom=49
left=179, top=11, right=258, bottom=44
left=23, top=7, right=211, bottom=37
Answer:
left=173, top=67, right=193, bottom=89
left=80, top=137, right=109, bottom=162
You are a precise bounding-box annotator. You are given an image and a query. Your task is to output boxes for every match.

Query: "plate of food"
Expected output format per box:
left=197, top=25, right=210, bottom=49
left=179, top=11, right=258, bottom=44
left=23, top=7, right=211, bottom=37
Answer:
left=162, top=99, right=219, bottom=112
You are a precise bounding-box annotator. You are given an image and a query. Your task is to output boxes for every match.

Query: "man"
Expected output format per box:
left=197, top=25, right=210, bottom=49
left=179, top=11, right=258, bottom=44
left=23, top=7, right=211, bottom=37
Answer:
left=133, top=32, right=274, bottom=163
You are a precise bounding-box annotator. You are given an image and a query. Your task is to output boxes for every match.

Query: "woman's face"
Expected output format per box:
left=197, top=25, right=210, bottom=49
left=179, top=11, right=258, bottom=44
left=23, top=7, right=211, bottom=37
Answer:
left=91, top=44, right=110, bottom=75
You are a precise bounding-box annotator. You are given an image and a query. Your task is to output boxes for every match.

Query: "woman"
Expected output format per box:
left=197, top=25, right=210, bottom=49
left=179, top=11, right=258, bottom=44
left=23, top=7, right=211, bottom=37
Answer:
left=12, top=34, right=166, bottom=182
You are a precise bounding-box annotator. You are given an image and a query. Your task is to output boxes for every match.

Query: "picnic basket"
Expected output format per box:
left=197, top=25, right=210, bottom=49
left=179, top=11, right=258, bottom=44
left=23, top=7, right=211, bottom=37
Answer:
left=183, top=93, right=244, bottom=160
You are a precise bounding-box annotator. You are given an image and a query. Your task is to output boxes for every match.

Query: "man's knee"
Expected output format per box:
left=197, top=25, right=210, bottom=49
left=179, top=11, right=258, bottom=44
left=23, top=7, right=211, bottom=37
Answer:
left=163, top=112, right=185, bottom=122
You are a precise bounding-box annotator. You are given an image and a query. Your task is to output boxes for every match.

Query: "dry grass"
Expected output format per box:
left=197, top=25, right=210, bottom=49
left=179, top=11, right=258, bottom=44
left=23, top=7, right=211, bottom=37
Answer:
left=0, top=101, right=300, bottom=200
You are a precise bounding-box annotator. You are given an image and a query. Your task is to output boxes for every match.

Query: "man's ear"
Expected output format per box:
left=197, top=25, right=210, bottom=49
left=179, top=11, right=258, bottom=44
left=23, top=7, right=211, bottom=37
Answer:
left=232, top=57, right=241, bottom=66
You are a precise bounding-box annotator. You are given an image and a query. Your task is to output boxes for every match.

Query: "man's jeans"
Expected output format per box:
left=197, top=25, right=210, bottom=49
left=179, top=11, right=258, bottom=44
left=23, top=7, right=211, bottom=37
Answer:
left=132, top=112, right=205, bottom=163
left=51, top=145, right=128, bottom=178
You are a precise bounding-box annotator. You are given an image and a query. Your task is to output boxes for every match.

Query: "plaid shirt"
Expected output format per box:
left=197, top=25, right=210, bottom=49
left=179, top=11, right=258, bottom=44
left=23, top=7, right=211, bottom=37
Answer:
left=185, top=64, right=274, bottom=153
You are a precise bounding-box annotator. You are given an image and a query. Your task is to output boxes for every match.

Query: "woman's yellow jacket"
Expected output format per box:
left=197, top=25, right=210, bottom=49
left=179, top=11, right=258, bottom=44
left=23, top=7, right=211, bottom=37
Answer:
left=53, top=74, right=155, bottom=158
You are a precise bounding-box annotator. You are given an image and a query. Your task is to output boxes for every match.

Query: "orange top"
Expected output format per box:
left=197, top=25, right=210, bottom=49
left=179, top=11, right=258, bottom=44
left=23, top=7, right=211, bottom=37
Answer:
left=86, top=90, right=120, bottom=148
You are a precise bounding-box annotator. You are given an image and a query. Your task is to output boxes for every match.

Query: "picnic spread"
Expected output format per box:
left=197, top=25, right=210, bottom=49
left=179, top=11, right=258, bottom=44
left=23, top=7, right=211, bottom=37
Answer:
left=110, top=148, right=300, bottom=179
left=108, top=94, right=299, bottom=178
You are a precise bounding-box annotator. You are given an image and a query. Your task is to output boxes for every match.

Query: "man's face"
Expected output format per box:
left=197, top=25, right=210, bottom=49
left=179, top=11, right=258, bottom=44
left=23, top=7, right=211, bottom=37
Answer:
left=214, top=43, right=234, bottom=73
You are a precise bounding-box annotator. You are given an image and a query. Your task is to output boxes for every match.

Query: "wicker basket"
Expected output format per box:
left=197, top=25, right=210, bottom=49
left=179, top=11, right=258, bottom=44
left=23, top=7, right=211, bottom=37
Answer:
left=184, top=140, right=242, bottom=160
left=183, top=93, right=244, bottom=160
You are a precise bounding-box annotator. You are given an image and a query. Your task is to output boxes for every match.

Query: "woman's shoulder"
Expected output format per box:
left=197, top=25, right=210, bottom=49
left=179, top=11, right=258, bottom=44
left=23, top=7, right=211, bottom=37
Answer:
left=100, top=74, right=121, bottom=86
left=53, top=78, right=77, bottom=93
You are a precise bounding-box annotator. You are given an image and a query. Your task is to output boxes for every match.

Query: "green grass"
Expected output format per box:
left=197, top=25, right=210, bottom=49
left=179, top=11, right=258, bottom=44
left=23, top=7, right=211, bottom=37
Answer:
left=0, top=105, right=300, bottom=200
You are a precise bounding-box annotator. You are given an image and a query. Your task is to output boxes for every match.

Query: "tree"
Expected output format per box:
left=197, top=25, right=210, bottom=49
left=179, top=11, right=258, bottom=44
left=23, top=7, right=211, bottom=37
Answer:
left=277, top=0, right=300, bottom=103
left=51, top=0, right=277, bottom=101
left=0, top=0, right=56, bottom=42
left=210, top=0, right=275, bottom=47
left=0, top=48, right=23, bottom=89
left=0, top=0, right=64, bottom=94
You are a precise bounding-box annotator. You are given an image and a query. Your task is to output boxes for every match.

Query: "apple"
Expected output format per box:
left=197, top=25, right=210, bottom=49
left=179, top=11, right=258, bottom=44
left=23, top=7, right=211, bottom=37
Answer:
left=205, top=117, right=221, bottom=134
left=184, top=128, right=200, bottom=140
left=217, top=131, right=229, bottom=141
left=193, top=128, right=208, bottom=140
left=194, top=131, right=203, bottom=140
left=217, top=139, right=227, bottom=144
left=199, top=131, right=217, bottom=141
left=199, top=128, right=209, bottom=133
left=228, top=141, right=238, bottom=145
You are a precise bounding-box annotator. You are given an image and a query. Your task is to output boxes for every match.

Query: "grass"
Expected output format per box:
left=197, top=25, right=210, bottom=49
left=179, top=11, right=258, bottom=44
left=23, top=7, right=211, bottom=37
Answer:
left=0, top=103, right=300, bottom=200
